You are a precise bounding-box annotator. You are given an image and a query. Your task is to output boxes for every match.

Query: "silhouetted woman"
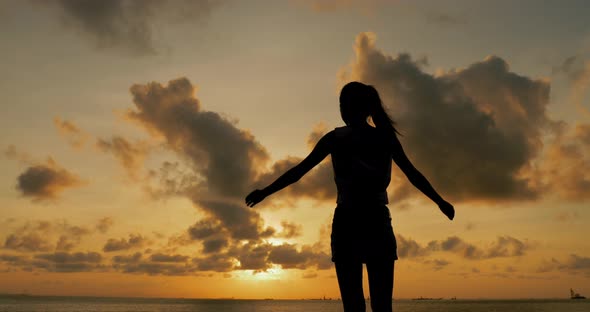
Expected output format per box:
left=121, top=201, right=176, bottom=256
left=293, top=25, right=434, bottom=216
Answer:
left=245, top=81, right=454, bottom=312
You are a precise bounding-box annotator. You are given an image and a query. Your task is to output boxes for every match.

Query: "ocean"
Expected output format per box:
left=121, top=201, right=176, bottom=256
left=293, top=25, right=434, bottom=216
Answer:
left=0, top=296, right=588, bottom=312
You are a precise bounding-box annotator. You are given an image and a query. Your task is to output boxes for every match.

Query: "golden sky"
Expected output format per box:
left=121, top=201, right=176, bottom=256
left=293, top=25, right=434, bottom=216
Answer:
left=0, top=0, right=589, bottom=299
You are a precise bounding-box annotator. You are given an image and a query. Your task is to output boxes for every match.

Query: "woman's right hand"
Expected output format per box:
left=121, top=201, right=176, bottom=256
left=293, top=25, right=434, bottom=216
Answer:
left=438, top=200, right=455, bottom=220
left=245, top=189, right=268, bottom=207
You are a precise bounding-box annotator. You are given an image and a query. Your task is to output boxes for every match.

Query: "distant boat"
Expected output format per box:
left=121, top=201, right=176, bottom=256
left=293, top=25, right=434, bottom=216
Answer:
left=412, top=296, right=443, bottom=300
left=571, top=288, right=586, bottom=299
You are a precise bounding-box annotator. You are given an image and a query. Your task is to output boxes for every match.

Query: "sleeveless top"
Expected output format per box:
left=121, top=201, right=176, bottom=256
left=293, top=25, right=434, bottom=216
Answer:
left=330, top=125, right=393, bottom=205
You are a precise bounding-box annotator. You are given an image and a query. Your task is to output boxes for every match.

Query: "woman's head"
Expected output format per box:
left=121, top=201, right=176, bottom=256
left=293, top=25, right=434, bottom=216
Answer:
left=339, top=81, right=399, bottom=135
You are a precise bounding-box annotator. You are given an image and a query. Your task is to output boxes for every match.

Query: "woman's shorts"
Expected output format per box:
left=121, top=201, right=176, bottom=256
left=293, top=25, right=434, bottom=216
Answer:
left=331, top=203, right=398, bottom=263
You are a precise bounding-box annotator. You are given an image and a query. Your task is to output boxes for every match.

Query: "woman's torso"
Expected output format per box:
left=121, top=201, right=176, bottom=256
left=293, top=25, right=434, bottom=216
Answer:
left=330, top=125, right=393, bottom=205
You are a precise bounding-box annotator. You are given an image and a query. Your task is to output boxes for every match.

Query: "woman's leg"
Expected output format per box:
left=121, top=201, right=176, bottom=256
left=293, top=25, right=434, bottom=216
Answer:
left=366, top=259, right=394, bottom=312
left=335, top=261, right=366, bottom=312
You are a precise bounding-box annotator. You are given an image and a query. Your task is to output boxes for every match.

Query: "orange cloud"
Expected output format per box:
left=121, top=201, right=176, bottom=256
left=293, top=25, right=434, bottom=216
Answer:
left=96, top=136, right=152, bottom=180
left=53, top=117, right=89, bottom=149
left=540, top=123, right=590, bottom=201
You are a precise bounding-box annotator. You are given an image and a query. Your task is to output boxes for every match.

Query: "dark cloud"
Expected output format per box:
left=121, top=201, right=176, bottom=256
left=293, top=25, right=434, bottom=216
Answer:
left=35, top=251, right=101, bottom=263
left=35, top=0, right=222, bottom=55
left=125, top=78, right=273, bottom=240
left=188, top=219, right=224, bottom=240
left=53, top=117, right=89, bottom=148
left=112, top=252, right=197, bottom=276
left=423, top=258, right=451, bottom=271
left=396, top=234, right=532, bottom=260
left=113, top=262, right=196, bottom=276
left=103, top=234, right=148, bottom=252
left=396, top=235, right=431, bottom=258
left=538, top=254, right=590, bottom=275
left=150, top=253, right=189, bottom=263
left=276, top=221, right=303, bottom=239
left=193, top=253, right=235, bottom=272
left=228, top=241, right=272, bottom=271
left=552, top=55, right=581, bottom=78
left=3, top=233, right=53, bottom=252
left=96, top=217, right=114, bottom=233
left=143, top=161, right=200, bottom=200
left=202, top=238, right=228, bottom=253
left=2, top=220, right=94, bottom=252
left=267, top=244, right=331, bottom=270
left=33, top=251, right=103, bottom=272
left=112, top=252, right=142, bottom=264
left=96, top=136, right=151, bottom=179
left=16, top=158, right=85, bottom=201
left=341, top=32, right=553, bottom=203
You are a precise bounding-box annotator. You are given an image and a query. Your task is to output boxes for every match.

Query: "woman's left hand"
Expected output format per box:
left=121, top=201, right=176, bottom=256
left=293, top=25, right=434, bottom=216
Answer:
left=245, top=189, right=268, bottom=207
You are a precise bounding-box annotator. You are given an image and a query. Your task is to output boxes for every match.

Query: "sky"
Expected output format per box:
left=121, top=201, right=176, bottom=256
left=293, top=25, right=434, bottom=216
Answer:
left=0, top=0, right=589, bottom=300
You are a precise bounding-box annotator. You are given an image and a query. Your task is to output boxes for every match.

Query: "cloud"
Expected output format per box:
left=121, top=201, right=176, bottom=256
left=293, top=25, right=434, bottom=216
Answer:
left=103, top=234, right=148, bottom=252
left=55, top=224, right=93, bottom=252
left=306, top=123, right=329, bottom=149
left=113, top=261, right=196, bottom=276
left=396, top=234, right=532, bottom=260
left=33, top=251, right=104, bottom=273
left=554, top=55, right=590, bottom=117
left=202, top=238, right=228, bottom=253
left=340, top=32, right=554, bottom=203
left=34, top=0, right=222, bottom=55
left=276, top=221, right=303, bottom=238
left=187, top=219, right=224, bottom=240
left=537, top=254, right=590, bottom=276
left=2, top=220, right=94, bottom=252
left=193, top=253, right=235, bottom=272
left=423, top=258, right=451, bottom=271
left=96, top=136, right=152, bottom=179
left=112, top=252, right=142, bottom=264
left=16, top=157, right=85, bottom=201
left=53, top=117, right=89, bottom=148
left=150, top=253, right=189, bottom=263
left=125, top=77, right=274, bottom=240
left=143, top=161, right=200, bottom=199
left=3, top=233, right=53, bottom=252
left=112, top=252, right=198, bottom=276
left=96, top=217, right=114, bottom=233
left=540, top=123, right=590, bottom=200
left=396, top=234, right=431, bottom=258
left=3, top=145, right=33, bottom=164
left=267, top=243, right=332, bottom=270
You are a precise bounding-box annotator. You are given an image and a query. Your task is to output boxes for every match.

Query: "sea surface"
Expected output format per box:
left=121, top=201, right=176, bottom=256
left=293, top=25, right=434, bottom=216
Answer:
left=0, top=296, right=588, bottom=312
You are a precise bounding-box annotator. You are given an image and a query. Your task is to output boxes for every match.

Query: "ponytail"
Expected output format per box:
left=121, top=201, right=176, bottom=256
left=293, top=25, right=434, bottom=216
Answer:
left=366, top=85, right=400, bottom=136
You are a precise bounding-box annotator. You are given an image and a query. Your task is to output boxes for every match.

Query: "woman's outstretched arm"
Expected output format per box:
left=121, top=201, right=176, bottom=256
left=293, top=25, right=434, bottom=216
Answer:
left=245, top=132, right=333, bottom=207
left=390, top=135, right=455, bottom=220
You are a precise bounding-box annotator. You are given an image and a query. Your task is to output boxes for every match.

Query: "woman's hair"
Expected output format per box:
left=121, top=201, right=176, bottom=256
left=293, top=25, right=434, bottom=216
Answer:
left=339, top=81, right=400, bottom=136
